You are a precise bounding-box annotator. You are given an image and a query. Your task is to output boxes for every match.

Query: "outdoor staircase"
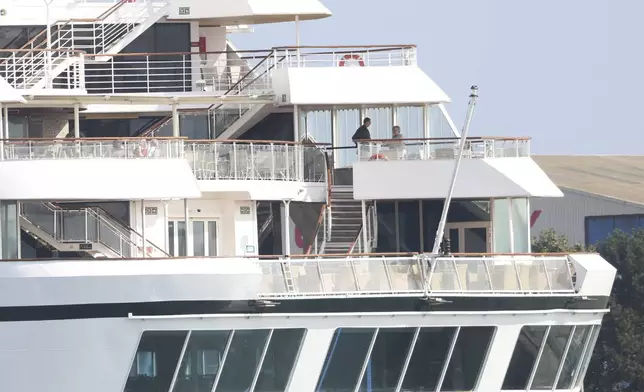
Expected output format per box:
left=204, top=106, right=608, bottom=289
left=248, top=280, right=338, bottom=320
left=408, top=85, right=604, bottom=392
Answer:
left=1, top=0, right=169, bottom=90
left=19, top=202, right=168, bottom=258
left=319, top=185, right=365, bottom=254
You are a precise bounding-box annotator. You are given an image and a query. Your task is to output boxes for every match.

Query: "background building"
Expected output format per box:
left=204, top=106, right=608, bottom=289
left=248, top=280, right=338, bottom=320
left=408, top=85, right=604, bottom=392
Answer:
left=531, top=156, right=644, bottom=246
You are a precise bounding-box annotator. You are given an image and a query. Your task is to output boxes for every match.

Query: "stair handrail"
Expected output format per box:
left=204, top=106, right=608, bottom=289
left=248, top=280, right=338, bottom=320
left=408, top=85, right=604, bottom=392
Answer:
left=304, top=204, right=327, bottom=255
left=85, top=207, right=169, bottom=257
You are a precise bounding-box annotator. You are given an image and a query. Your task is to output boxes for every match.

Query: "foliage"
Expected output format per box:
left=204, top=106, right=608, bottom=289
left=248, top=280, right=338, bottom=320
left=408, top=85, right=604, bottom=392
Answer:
left=532, top=229, right=644, bottom=391
left=531, top=228, right=588, bottom=253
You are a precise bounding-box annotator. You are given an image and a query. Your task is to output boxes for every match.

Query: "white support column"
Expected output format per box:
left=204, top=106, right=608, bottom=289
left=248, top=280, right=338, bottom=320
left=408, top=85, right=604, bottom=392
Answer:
left=141, top=200, right=146, bottom=258
left=423, top=103, right=430, bottom=158
left=391, top=105, right=398, bottom=128
left=526, top=198, right=531, bottom=252
left=361, top=200, right=368, bottom=253
left=295, top=15, right=301, bottom=66
left=507, top=197, right=515, bottom=253
left=293, top=104, right=300, bottom=141
left=73, top=104, right=80, bottom=138
left=283, top=199, right=292, bottom=255
left=331, top=108, right=339, bottom=168
left=163, top=200, right=170, bottom=253
left=184, top=198, right=190, bottom=255
left=15, top=201, right=20, bottom=259
left=359, top=107, right=366, bottom=123
left=172, top=104, right=180, bottom=137
left=3, top=105, right=8, bottom=138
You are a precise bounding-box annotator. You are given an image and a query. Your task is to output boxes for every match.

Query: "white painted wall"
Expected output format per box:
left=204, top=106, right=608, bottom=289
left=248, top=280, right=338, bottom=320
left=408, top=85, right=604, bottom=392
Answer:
left=272, top=67, right=451, bottom=106
left=131, top=197, right=258, bottom=257
left=352, top=158, right=562, bottom=200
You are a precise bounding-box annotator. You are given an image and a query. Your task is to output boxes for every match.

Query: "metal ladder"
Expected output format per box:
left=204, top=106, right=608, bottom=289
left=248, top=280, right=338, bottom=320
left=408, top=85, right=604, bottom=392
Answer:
left=281, top=260, right=296, bottom=293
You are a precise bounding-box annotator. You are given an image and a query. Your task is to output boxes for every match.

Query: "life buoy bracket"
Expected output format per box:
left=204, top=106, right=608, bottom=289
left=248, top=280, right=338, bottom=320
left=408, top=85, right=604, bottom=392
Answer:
left=338, top=54, right=365, bottom=67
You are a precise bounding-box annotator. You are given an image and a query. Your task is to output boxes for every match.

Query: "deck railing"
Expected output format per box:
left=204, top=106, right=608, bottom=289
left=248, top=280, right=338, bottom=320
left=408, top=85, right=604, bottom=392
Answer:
left=85, top=49, right=273, bottom=94
left=272, top=45, right=417, bottom=68
left=257, top=253, right=576, bottom=298
left=186, top=141, right=328, bottom=182
left=1, top=137, right=184, bottom=160
left=356, top=137, right=531, bottom=161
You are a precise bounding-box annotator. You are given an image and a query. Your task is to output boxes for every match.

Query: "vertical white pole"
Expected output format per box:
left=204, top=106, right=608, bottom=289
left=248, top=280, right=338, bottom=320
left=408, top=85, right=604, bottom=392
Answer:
left=391, top=105, right=397, bottom=129
left=172, top=104, right=180, bottom=137
left=141, top=200, right=146, bottom=258
left=164, top=201, right=169, bottom=253
left=184, top=198, right=190, bottom=255
left=73, top=104, right=80, bottom=138
left=331, top=108, right=338, bottom=168
left=293, top=104, right=299, bottom=141
left=44, top=0, right=53, bottom=89
left=3, top=105, right=8, bottom=138
left=423, top=103, right=431, bottom=159
left=508, top=197, right=515, bottom=253
left=361, top=200, right=368, bottom=253
left=295, top=15, right=301, bottom=66
left=431, top=86, right=479, bottom=254
left=283, top=200, right=291, bottom=255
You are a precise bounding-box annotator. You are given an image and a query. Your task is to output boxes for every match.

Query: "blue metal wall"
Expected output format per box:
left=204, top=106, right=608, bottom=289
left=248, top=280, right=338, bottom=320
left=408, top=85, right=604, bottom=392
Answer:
left=585, top=214, right=644, bottom=245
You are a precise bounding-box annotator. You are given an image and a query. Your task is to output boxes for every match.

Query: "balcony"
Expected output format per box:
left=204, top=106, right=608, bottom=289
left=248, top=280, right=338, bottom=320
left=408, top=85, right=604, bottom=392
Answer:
left=0, top=138, right=199, bottom=200
left=186, top=140, right=328, bottom=200
left=352, top=137, right=562, bottom=200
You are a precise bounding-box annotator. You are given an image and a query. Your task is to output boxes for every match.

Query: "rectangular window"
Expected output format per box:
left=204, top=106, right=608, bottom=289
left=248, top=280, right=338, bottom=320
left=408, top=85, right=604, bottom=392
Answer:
left=168, top=220, right=218, bottom=256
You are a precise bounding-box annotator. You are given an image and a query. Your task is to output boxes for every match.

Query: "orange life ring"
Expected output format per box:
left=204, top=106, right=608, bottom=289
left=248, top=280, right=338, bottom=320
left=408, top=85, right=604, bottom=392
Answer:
left=338, top=54, right=365, bottom=67
left=369, top=153, right=388, bottom=161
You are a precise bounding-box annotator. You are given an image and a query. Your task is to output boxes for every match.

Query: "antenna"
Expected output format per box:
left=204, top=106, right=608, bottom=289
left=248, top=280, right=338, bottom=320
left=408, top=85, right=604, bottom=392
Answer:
left=431, top=85, right=479, bottom=254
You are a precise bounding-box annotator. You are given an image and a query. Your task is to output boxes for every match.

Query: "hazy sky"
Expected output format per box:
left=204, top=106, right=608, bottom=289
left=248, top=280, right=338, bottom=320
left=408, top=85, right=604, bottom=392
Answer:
left=231, top=0, right=642, bottom=154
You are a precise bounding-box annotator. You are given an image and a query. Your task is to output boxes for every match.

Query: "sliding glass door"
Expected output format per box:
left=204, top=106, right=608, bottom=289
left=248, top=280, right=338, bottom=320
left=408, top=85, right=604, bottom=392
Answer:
left=168, top=220, right=218, bottom=256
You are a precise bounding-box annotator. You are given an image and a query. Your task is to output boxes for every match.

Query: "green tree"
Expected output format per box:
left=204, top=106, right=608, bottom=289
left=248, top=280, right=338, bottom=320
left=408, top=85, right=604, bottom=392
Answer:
left=532, top=229, right=644, bottom=391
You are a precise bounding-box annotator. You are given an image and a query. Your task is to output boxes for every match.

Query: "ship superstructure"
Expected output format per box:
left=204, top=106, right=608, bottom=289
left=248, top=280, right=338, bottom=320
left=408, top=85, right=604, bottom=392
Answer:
left=0, top=1, right=615, bottom=391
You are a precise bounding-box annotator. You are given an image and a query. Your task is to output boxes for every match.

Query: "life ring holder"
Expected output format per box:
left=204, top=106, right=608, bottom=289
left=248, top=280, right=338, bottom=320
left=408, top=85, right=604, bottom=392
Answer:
left=338, top=54, right=365, bottom=67
left=369, top=153, right=388, bottom=161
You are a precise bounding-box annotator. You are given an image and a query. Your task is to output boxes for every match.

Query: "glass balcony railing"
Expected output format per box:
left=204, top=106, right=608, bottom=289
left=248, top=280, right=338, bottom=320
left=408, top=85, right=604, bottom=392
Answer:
left=0, top=138, right=185, bottom=160
left=257, top=253, right=576, bottom=298
left=356, top=137, right=531, bottom=161
left=0, top=138, right=329, bottom=183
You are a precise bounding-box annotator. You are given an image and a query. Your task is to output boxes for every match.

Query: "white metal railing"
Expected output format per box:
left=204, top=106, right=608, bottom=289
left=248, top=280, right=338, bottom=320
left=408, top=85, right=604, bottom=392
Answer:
left=0, top=0, right=167, bottom=90
left=256, top=254, right=576, bottom=298
left=20, top=202, right=167, bottom=258
left=86, top=49, right=273, bottom=94
left=357, top=137, right=531, bottom=161
left=272, top=45, right=417, bottom=68
left=0, top=49, right=85, bottom=90
left=186, top=142, right=327, bottom=182
left=1, top=138, right=184, bottom=160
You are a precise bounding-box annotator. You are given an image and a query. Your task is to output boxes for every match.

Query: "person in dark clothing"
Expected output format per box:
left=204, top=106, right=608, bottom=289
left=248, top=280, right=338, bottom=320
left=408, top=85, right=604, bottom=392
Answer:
left=352, top=117, right=371, bottom=145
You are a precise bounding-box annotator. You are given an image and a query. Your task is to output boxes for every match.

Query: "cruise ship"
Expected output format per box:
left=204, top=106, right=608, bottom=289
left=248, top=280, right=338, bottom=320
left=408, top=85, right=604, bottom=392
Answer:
left=0, top=0, right=615, bottom=391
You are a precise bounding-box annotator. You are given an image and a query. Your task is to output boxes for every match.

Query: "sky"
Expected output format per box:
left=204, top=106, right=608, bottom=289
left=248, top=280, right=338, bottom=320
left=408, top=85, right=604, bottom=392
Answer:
left=230, top=0, right=644, bottom=155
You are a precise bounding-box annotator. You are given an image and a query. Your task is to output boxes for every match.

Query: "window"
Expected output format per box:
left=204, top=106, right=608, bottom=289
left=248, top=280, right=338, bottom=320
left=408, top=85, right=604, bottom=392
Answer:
left=316, top=328, right=375, bottom=391
left=168, top=220, right=218, bottom=257
left=173, top=331, right=230, bottom=392
left=441, top=326, right=495, bottom=391
left=215, top=329, right=271, bottom=392
left=556, top=325, right=592, bottom=389
left=502, top=326, right=548, bottom=390
left=401, top=327, right=455, bottom=391
left=358, top=328, right=416, bottom=392
left=124, top=331, right=188, bottom=392
left=585, top=214, right=644, bottom=246
left=255, top=329, right=306, bottom=392
left=531, top=326, right=573, bottom=390
left=445, top=222, right=490, bottom=253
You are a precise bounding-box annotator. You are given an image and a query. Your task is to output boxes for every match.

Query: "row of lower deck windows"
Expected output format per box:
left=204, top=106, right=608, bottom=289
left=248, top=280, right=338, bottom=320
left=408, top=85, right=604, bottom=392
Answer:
left=124, top=325, right=599, bottom=392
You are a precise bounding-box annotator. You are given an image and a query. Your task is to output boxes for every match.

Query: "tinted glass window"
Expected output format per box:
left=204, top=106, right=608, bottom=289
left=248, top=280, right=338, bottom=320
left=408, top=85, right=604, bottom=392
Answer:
left=502, top=326, right=548, bottom=390
left=316, top=328, right=375, bottom=391
left=255, top=329, right=305, bottom=392
left=358, top=328, right=416, bottom=392
left=214, top=329, right=270, bottom=392
left=442, top=326, right=495, bottom=391
left=172, top=331, right=230, bottom=392
left=125, top=331, right=188, bottom=392
left=531, top=326, right=573, bottom=390
left=402, top=327, right=456, bottom=391
left=557, top=325, right=592, bottom=389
